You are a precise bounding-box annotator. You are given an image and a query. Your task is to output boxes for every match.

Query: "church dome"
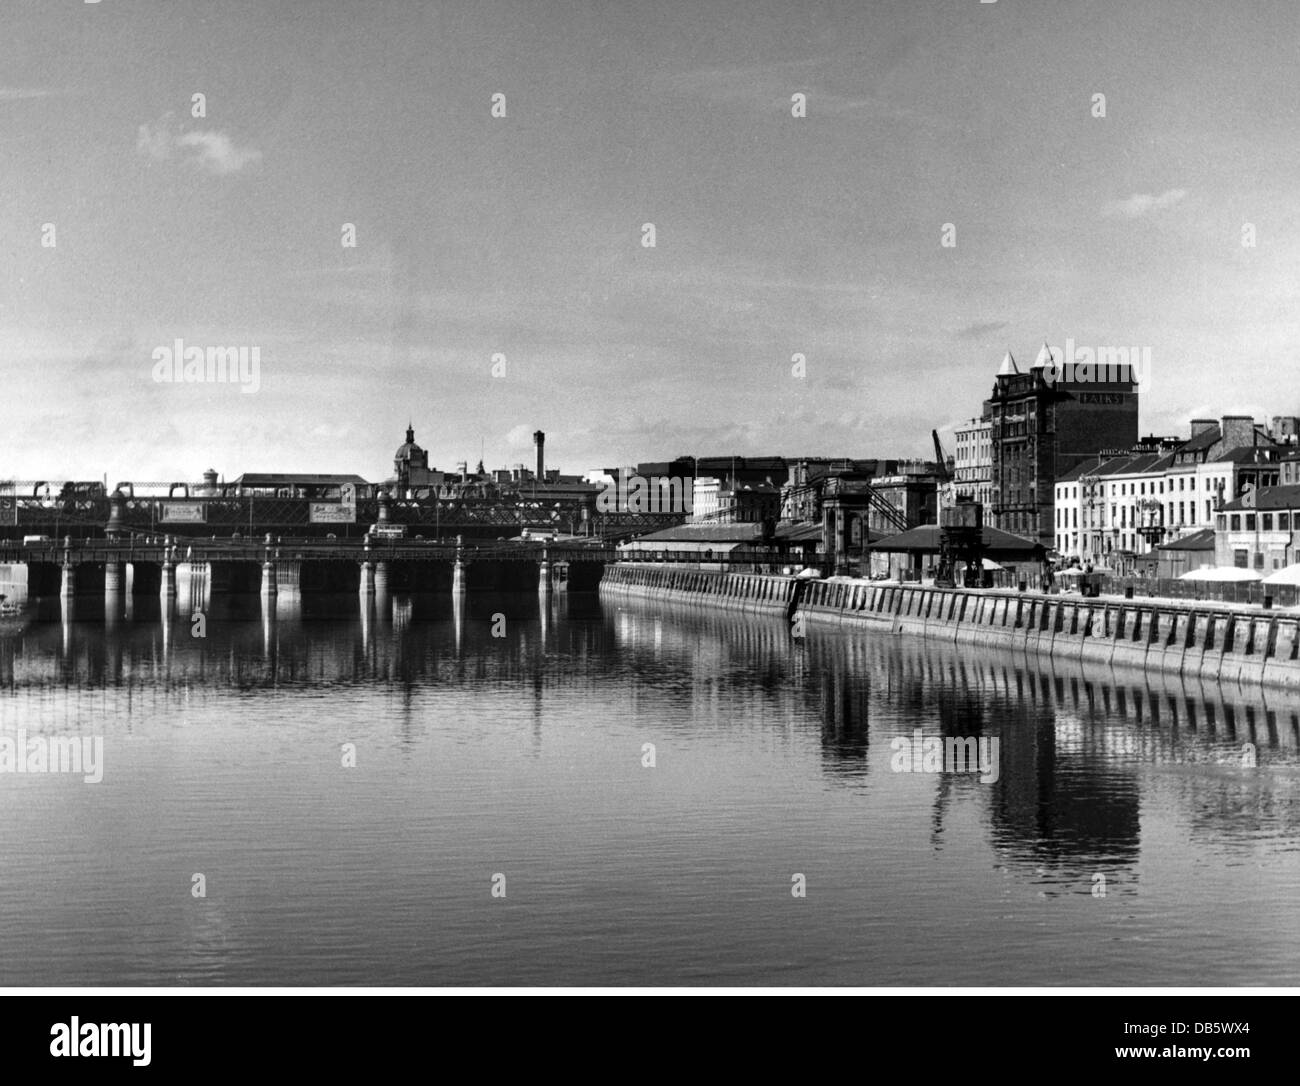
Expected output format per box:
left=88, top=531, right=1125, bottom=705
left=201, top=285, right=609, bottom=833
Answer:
left=395, top=423, right=424, bottom=461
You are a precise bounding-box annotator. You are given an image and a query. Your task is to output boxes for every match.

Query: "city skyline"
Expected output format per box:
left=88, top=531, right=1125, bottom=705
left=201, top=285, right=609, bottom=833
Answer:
left=6, top=1, right=1300, bottom=480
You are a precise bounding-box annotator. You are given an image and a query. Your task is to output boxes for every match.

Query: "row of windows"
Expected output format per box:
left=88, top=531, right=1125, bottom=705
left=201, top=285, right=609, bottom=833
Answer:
left=1054, top=533, right=1145, bottom=555
left=1234, top=549, right=1285, bottom=570
left=1056, top=501, right=1213, bottom=529
left=1056, top=476, right=1225, bottom=501
left=1219, top=512, right=1293, bottom=531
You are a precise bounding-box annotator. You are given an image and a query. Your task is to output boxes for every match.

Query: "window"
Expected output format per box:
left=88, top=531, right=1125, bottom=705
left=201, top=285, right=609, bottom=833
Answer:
left=1217, top=515, right=1227, bottom=530
left=1255, top=551, right=1265, bottom=570
left=1231, top=515, right=1241, bottom=530
left=1280, top=513, right=1291, bottom=531
left=1234, top=549, right=1248, bottom=568
left=1263, top=513, right=1274, bottom=530
left=1141, top=482, right=1146, bottom=495
left=1179, top=477, right=1185, bottom=491
left=1246, top=514, right=1256, bottom=530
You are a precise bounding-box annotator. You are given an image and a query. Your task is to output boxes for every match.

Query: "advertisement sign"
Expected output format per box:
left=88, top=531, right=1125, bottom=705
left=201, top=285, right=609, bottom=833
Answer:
left=310, top=503, right=357, bottom=524
left=162, top=503, right=206, bottom=523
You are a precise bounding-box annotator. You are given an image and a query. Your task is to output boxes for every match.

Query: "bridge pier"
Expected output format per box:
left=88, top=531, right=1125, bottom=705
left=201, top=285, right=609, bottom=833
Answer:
left=160, top=559, right=176, bottom=601
left=60, top=560, right=76, bottom=600
left=538, top=551, right=552, bottom=597
left=359, top=560, right=375, bottom=595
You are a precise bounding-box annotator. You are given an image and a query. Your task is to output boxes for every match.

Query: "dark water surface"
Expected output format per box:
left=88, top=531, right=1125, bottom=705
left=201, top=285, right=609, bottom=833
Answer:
left=1, top=590, right=1297, bottom=985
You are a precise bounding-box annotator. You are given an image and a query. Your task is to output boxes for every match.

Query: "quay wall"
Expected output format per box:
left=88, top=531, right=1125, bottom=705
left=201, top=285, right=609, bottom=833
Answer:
left=599, top=564, right=1300, bottom=689
left=599, top=563, right=797, bottom=616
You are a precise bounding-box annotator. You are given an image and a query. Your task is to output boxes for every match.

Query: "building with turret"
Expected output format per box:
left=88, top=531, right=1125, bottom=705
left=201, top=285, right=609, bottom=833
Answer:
left=984, top=344, right=1139, bottom=548
left=392, top=424, right=444, bottom=494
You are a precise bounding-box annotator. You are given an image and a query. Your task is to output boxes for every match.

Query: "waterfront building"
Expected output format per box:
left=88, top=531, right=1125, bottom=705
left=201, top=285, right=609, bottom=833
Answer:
left=1215, top=484, right=1300, bottom=572
left=618, top=521, right=824, bottom=567
left=984, top=345, right=1139, bottom=548
left=864, top=523, right=1043, bottom=581
left=1153, top=527, right=1216, bottom=579
left=229, top=473, right=372, bottom=499
left=1051, top=417, right=1283, bottom=564
left=867, top=460, right=944, bottom=535
left=953, top=417, right=993, bottom=513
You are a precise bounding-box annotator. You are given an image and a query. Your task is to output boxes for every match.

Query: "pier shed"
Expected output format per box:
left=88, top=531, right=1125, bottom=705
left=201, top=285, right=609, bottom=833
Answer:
left=867, top=523, right=1043, bottom=582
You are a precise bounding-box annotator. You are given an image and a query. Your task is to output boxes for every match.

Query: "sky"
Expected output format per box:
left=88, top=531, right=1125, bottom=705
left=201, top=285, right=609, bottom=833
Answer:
left=4, top=0, right=1300, bottom=484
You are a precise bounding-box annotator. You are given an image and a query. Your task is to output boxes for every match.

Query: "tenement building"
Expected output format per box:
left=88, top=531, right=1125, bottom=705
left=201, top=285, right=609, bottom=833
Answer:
left=985, top=345, right=1138, bottom=548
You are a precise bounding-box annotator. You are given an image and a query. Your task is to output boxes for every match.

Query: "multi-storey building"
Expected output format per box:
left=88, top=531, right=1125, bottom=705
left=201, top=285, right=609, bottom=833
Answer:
left=984, top=346, right=1139, bottom=548
left=953, top=417, right=993, bottom=512
left=1215, top=485, right=1300, bottom=573
left=1052, top=417, right=1283, bottom=562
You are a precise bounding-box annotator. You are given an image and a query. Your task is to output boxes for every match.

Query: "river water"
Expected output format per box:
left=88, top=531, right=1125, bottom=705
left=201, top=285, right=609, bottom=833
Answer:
left=1, top=590, right=1297, bottom=986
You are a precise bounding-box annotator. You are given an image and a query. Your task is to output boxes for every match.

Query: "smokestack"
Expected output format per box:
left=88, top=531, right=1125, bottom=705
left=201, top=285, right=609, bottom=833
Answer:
left=533, top=430, right=545, bottom=481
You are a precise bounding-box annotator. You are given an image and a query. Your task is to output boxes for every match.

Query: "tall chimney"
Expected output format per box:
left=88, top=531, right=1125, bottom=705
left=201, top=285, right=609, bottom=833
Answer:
left=533, top=430, right=545, bottom=481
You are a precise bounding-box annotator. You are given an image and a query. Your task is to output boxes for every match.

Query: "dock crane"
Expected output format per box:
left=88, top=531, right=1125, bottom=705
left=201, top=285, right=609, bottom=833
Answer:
left=932, top=429, right=985, bottom=587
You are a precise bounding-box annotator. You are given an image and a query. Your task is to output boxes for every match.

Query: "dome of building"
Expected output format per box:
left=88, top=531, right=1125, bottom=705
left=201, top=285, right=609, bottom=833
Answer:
left=395, top=423, right=425, bottom=462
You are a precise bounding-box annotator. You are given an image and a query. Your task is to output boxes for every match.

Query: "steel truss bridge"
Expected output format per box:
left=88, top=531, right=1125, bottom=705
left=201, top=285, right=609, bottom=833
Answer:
left=0, top=489, right=683, bottom=542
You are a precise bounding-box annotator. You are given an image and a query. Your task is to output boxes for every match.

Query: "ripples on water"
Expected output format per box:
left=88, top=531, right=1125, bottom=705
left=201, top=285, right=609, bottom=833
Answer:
left=0, top=591, right=1297, bottom=985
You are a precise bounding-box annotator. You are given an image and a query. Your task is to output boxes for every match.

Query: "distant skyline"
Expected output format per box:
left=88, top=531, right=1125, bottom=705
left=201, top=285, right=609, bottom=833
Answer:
left=5, top=0, right=1300, bottom=482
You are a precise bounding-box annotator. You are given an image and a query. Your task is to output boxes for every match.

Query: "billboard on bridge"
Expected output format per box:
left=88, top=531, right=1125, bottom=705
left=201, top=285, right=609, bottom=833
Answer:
left=310, top=503, right=356, bottom=524
left=162, top=503, right=206, bottom=523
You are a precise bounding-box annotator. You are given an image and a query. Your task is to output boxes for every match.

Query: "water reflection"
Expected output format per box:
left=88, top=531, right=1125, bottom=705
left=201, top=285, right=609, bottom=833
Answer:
left=2, top=591, right=1299, bottom=984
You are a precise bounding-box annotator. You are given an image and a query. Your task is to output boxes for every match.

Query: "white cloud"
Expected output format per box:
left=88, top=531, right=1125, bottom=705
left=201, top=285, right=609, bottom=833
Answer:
left=0, top=87, right=62, bottom=102
left=1101, top=189, right=1188, bottom=218
left=136, top=113, right=261, bottom=175
left=177, top=130, right=262, bottom=175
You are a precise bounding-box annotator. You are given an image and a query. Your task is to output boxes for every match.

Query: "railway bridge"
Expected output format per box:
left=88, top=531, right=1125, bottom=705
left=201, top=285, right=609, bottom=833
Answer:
left=0, top=535, right=618, bottom=615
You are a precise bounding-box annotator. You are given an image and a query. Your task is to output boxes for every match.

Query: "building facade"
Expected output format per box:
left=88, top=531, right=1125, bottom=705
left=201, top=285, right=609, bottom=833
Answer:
left=1052, top=417, right=1284, bottom=562
left=953, top=417, right=993, bottom=511
left=985, top=347, right=1139, bottom=548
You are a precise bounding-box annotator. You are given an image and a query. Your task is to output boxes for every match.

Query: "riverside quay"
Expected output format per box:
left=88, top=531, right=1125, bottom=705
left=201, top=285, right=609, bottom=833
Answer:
left=600, top=565, right=1300, bottom=692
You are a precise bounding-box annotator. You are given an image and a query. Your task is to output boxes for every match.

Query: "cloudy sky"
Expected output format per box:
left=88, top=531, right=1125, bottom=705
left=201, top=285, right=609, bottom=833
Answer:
left=3, top=0, right=1299, bottom=482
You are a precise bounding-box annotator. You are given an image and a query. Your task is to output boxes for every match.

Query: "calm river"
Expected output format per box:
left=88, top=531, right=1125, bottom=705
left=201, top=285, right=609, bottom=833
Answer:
left=1, top=590, right=1297, bottom=985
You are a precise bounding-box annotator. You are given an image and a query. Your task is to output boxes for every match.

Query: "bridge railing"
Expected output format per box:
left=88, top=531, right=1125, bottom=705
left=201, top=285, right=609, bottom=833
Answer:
left=0, top=536, right=619, bottom=565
